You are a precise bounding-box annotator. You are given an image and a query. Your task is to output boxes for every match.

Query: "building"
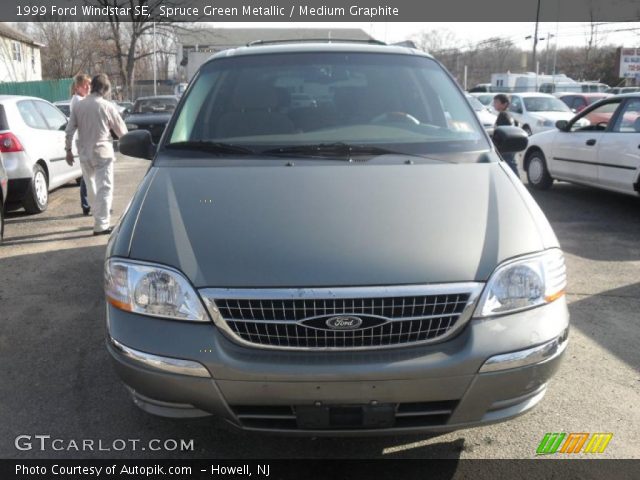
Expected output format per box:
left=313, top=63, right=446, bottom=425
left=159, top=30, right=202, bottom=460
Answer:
left=176, top=28, right=372, bottom=81
left=0, top=23, right=43, bottom=83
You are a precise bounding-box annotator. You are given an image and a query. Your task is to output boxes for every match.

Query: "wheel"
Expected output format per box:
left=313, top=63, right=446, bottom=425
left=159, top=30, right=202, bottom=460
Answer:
left=23, top=164, right=48, bottom=214
left=523, top=125, right=533, bottom=136
left=526, top=150, right=553, bottom=190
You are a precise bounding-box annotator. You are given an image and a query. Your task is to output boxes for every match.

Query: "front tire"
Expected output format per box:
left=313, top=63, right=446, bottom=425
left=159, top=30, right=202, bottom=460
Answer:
left=526, top=150, right=554, bottom=190
left=23, top=164, right=48, bottom=214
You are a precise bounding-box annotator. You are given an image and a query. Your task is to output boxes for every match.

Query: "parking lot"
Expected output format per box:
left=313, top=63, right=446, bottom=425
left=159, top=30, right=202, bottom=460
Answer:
left=0, top=154, right=638, bottom=459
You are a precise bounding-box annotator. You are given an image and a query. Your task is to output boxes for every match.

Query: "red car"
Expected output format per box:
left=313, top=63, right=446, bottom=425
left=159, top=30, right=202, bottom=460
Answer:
left=556, top=93, right=611, bottom=113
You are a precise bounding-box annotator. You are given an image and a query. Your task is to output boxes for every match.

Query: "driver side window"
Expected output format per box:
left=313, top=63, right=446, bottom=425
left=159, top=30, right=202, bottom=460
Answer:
left=611, top=99, right=640, bottom=133
left=571, top=100, right=622, bottom=132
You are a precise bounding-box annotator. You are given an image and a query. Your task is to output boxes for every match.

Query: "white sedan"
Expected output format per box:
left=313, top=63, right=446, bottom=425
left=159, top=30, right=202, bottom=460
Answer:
left=0, top=95, right=82, bottom=213
left=509, top=92, right=585, bottom=136
left=523, top=94, right=640, bottom=196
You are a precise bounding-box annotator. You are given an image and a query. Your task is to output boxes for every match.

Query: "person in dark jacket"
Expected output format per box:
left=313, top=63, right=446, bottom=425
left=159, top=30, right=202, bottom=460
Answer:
left=492, top=94, right=520, bottom=178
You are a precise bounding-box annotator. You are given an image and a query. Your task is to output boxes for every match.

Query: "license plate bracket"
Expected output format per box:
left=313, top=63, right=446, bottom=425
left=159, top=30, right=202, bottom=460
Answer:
left=295, top=404, right=395, bottom=429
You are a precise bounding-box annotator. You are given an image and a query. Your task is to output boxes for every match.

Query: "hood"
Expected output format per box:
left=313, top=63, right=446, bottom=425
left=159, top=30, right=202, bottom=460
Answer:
left=529, top=111, right=574, bottom=122
left=476, top=110, right=497, bottom=126
left=127, top=161, right=552, bottom=288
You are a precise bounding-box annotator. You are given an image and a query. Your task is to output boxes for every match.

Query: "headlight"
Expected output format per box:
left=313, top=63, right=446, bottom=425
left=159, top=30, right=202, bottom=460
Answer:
left=474, top=249, right=566, bottom=317
left=537, top=119, right=553, bottom=127
left=125, top=123, right=138, bottom=130
left=105, top=259, right=207, bottom=322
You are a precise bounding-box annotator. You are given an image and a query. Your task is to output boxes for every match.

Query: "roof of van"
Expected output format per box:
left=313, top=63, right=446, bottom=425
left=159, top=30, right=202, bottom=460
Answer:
left=203, top=41, right=432, bottom=66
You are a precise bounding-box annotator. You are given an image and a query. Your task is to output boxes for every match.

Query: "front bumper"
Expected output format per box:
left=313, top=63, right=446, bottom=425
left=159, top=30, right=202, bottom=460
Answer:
left=106, top=298, right=569, bottom=435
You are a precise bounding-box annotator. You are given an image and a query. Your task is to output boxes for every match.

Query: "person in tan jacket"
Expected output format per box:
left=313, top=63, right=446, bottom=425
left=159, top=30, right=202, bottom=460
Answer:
left=65, top=74, right=127, bottom=235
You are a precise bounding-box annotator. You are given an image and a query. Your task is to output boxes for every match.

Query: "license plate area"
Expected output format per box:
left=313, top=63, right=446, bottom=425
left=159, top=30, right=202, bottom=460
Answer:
left=295, top=404, right=395, bottom=429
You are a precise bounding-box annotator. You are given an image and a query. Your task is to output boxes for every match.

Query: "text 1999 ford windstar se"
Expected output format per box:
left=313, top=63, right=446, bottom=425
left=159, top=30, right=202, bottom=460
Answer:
left=106, top=40, right=569, bottom=434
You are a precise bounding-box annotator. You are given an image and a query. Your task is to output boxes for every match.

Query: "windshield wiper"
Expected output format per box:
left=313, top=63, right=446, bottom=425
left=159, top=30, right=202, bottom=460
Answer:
left=165, top=141, right=256, bottom=155
left=261, top=142, right=408, bottom=160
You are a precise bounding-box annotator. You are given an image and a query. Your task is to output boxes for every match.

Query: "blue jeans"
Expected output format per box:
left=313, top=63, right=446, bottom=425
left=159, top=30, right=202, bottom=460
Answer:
left=502, top=153, right=519, bottom=178
left=80, top=177, right=90, bottom=210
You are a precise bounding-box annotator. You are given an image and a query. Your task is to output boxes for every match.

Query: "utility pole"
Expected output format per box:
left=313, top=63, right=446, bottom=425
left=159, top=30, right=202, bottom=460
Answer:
left=532, top=0, right=541, bottom=74
left=153, top=21, right=157, bottom=96
left=545, top=33, right=555, bottom=74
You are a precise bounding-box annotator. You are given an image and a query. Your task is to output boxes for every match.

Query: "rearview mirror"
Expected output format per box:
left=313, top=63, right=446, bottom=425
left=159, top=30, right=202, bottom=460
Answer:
left=555, top=120, right=570, bottom=131
left=119, top=130, right=155, bottom=160
left=493, top=126, right=528, bottom=154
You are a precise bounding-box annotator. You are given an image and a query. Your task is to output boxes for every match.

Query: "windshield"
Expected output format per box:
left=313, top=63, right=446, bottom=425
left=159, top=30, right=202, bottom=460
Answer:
left=474, top=94, right=493, bottom=106
left=167, top=52, right=489, bottom=158
left=133, top=97, right=177, bottom=114
left=524, top=96, right=571, bottom=112
left=466, top=95, right=485, bottom=111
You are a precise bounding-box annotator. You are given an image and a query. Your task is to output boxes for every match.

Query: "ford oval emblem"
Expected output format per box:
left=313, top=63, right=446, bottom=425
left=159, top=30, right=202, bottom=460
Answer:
left=325, top=316, right=363, bottom=330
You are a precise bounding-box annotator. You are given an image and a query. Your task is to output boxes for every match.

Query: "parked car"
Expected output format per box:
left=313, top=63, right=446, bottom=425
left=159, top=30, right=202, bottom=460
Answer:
left=606, top=86, right=640, bottom=95
left=0, top=152, right=6, bottom=243
left=468, top=83, right=492, bottom=93
left=124, top=95, right=178, bottom=143
left=468, top=92, right=497, bottom=113
left=0, top=95, right=82, bottom=213
left=174, top=83, right=188, bottom=98
left=508, top=92, right=587, bottom=135
left=555, top=92, right=612, bottom=113
left=524, top=93, right=640, bottom=196
left=117, top=100, right=134, bottom=112
left=465, top=93, right=497, bottom=134
left=53, top=100, right=71, bottom=118
left=108, top=41, right=568, bottom=434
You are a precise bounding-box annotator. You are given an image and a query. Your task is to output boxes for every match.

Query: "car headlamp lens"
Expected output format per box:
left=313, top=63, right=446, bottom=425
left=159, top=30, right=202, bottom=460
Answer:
left=475, top=249, right=566, bottom=317
left=105, top=260, right=207, bottom=322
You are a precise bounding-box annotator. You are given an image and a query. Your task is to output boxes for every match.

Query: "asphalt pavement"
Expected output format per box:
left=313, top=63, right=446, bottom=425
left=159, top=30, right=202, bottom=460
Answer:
left=0, top=155, right=638, bottom=459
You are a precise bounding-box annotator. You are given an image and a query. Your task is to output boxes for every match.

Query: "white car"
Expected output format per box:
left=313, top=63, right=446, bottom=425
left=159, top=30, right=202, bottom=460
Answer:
left=465, top=94, right=497, bottom=134
left=523, top=94, right=640, bottom=196
left=468, top=92, right=497, bottom=113
left=509, top=92, right=584, bottom=136
left=0, top=95, right=82, bottom=213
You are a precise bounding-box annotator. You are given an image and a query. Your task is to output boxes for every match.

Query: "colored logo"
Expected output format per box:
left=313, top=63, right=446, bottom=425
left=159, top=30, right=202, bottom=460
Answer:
left=536, top=433, right=613, bottom=455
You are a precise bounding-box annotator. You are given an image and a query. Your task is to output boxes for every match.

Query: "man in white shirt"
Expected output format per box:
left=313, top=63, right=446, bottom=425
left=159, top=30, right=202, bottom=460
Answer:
left=69, top=73, right=91, bottom=215
left=65, top=74, right=127, bottom=235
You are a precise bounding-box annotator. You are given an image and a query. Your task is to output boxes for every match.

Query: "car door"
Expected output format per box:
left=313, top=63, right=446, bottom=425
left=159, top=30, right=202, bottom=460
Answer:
left=595, top=98, right=640, bottom=194
left=508, top=95, right=524, bottom=126
left=15, top=100, right=59, bottom=181
left=32, top=100, right=77, bottom=189
left=547, top=99, right=623, bottom=184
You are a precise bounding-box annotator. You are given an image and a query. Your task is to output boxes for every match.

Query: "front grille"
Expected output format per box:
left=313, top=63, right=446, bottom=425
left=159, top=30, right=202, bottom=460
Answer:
left=231, top=400, right=459, bottom=430
left=202, top=284, right=482, bottom=351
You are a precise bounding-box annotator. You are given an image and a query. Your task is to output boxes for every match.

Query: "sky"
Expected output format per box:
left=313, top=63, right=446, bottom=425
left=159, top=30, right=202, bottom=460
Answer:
left=209, top=22, right=640, bottom=50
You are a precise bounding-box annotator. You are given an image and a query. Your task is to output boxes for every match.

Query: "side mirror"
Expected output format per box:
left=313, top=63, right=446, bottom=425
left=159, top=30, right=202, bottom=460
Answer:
left=493, top=126, right=528, bottom=154
left=555, top=120, right=570, bottom=132
left=59, top=122, right=67, bottom=131
left=119, top=130, right=155, bottom=160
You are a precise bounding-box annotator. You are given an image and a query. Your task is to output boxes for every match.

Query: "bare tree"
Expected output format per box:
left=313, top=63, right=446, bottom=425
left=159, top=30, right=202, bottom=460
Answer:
left=412, top=29, right=459, bottom=57
left=31, top=23, right=101, bottom=79
left=90, top=0, right=181, bottom=99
